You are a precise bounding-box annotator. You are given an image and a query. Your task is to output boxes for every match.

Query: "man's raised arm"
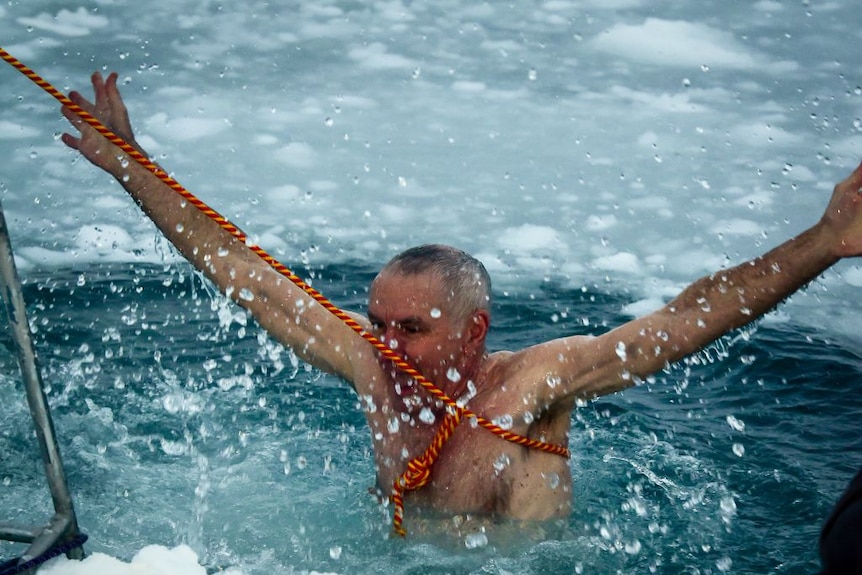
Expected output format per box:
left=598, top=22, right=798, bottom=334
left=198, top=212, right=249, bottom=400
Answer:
left=529, top=163, right=862, bottom=402
left=61, top=72, right=367, bottom=383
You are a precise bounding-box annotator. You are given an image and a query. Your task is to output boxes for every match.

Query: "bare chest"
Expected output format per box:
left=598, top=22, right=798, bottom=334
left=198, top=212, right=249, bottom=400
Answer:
left=367, top=408, right=569, bottom=518
left=354, top=354, right=571, bottom=520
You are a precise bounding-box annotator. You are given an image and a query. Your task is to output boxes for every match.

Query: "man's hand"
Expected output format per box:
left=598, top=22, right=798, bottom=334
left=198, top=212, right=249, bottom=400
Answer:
left=60, top=71, right=143, bottom=173
left=820, top=161, right=862, bottom=259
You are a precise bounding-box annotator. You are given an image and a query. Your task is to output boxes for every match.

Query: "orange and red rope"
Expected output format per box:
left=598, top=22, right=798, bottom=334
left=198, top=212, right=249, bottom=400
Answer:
left=0, top=46, right=570, bottom=535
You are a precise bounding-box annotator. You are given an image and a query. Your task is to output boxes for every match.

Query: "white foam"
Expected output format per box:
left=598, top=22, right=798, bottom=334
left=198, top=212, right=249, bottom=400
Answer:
left=726, top=121, right=803, bottom=147
left=39, top=544, right=248, bottom=575
left=0, top=120, right=40, bottom=139
left=585, top=214, right=618, bottom=232
left=590, top=18, right=764, bottom=70
left=497, top=224, right=565, bottom=254
left=452, top=81, right=487, bottom=94
left=606, top=85, right=708, bottom=113
left=146, top=113, right=230, bottom=142
left=708, top=219, right=766, bottom=237
left=845, top=265, right=862, bottom=287
left=17, top=7, right=108, bottom=37
left=592, top=251, right=641, bottom=274
left=273, top=142, right=318, bottom=169
left=347, top=42, right=415, bottom=70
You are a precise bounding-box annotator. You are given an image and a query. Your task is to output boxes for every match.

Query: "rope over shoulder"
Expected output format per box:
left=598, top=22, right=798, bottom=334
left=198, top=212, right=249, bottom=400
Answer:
left=1, top=47, right=571, bottom=537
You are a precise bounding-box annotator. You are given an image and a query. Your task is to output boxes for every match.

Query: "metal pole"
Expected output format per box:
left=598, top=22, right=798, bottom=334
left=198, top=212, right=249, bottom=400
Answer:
left=0, top=199, right=84, bottom=561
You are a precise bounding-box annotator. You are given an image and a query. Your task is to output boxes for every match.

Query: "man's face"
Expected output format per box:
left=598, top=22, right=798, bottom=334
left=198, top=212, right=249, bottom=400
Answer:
left=367, top=271, right=475, bottom=401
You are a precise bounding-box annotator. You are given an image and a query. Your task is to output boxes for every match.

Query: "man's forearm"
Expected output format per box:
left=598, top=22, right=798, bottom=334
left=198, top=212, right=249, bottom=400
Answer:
left=110, top=149, right=260, bottom=288
left=669, top=221, right=839, bottom=344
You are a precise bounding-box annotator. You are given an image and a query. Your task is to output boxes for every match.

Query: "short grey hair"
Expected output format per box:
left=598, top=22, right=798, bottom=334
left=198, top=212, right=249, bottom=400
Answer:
left=380, top=244, right=491, bottom=321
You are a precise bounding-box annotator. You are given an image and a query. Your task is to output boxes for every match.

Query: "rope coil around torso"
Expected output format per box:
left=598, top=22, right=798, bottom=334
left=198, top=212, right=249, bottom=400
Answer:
left=389, top=407, right=569, bottom=536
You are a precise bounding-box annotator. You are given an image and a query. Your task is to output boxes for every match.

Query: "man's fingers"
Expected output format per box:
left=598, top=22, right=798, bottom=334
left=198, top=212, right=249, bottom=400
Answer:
left=60, top=132, right=81, bottom=150
left=104, top=72, right=133, bottom=135
left=91, top=71, right=106, bottom=99
left=68, top=90, right=96, bottom=117
left=60, top=105, right=81, bottom=127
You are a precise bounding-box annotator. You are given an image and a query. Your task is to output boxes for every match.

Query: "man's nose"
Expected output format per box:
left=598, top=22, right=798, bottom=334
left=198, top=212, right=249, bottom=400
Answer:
left=383, top=329, right=401, bottom=351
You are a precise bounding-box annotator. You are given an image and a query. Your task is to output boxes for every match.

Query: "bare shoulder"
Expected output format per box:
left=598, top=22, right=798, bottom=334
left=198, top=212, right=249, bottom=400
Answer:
left=479, top=335, right=600, bottom=409
left=489, top=334, right=599, bottom=379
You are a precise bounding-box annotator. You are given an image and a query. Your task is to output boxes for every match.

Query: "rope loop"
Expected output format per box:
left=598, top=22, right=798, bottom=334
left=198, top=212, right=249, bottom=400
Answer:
left=399, top=458, right=432, bottom=491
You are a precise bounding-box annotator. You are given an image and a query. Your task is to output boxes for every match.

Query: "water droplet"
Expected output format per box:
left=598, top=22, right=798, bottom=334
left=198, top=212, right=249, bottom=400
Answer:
left=527, top=68, right=537, bottom=81
left=447, top=367, right=461, bottom=383
left=418, top=407, right=436, bottom=424
left=296, top=456, right=307, bottom=470
left=238, top=287, right=255, bottom=302
left=175, top=223, right=185, bottom=233
left=429, top=307, right=441, bottom=319
left=720, top=495, right=737, bottom=517
left=732, top=443, right=745, bottom=457
left=464, top=531, right=488, bottom=549
left=329, top=546, right=342, bottom=560
left=726, top=415, right=745, bottom=432
left=387, top=417, right=400, bottom=434
left=615, top=341, right=627, bottom=361
left=493, top=453, right=510, bottom=474
left=493, top=414, right=513, bottom=430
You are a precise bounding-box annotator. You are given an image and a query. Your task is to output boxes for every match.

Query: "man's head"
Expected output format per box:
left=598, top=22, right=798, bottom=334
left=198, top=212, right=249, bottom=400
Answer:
left=380, top=244, right=492, bottom=320
left=368, top=245, right=491, bottom=398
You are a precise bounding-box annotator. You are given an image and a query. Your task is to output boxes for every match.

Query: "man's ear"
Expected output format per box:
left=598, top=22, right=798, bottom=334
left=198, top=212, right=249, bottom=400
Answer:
left=466, top=309, right=490, bottom=346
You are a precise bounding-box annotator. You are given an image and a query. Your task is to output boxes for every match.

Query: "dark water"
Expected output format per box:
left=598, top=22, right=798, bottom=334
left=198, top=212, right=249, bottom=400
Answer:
left=1, top=261, right=860, bottom=574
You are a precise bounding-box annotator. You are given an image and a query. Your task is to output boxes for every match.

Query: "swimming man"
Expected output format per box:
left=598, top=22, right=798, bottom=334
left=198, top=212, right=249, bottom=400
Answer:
left=60, top=71, right=862, bottom=529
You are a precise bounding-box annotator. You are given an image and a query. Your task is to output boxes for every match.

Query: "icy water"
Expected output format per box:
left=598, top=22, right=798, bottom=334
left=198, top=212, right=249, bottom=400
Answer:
left=1, top=262, right=858, bottom=574
left=1, top=0, right=861, bottom=574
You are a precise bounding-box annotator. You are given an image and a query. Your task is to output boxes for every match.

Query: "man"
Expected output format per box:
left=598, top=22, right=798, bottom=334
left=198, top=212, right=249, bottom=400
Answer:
left=61, top=72, right=862, bottom=531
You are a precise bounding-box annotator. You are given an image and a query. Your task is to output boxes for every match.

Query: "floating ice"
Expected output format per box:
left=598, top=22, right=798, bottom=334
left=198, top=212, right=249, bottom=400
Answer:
left=17, top=7, right=108, bottom=37
left=590, top=18, right=763, bottom=70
